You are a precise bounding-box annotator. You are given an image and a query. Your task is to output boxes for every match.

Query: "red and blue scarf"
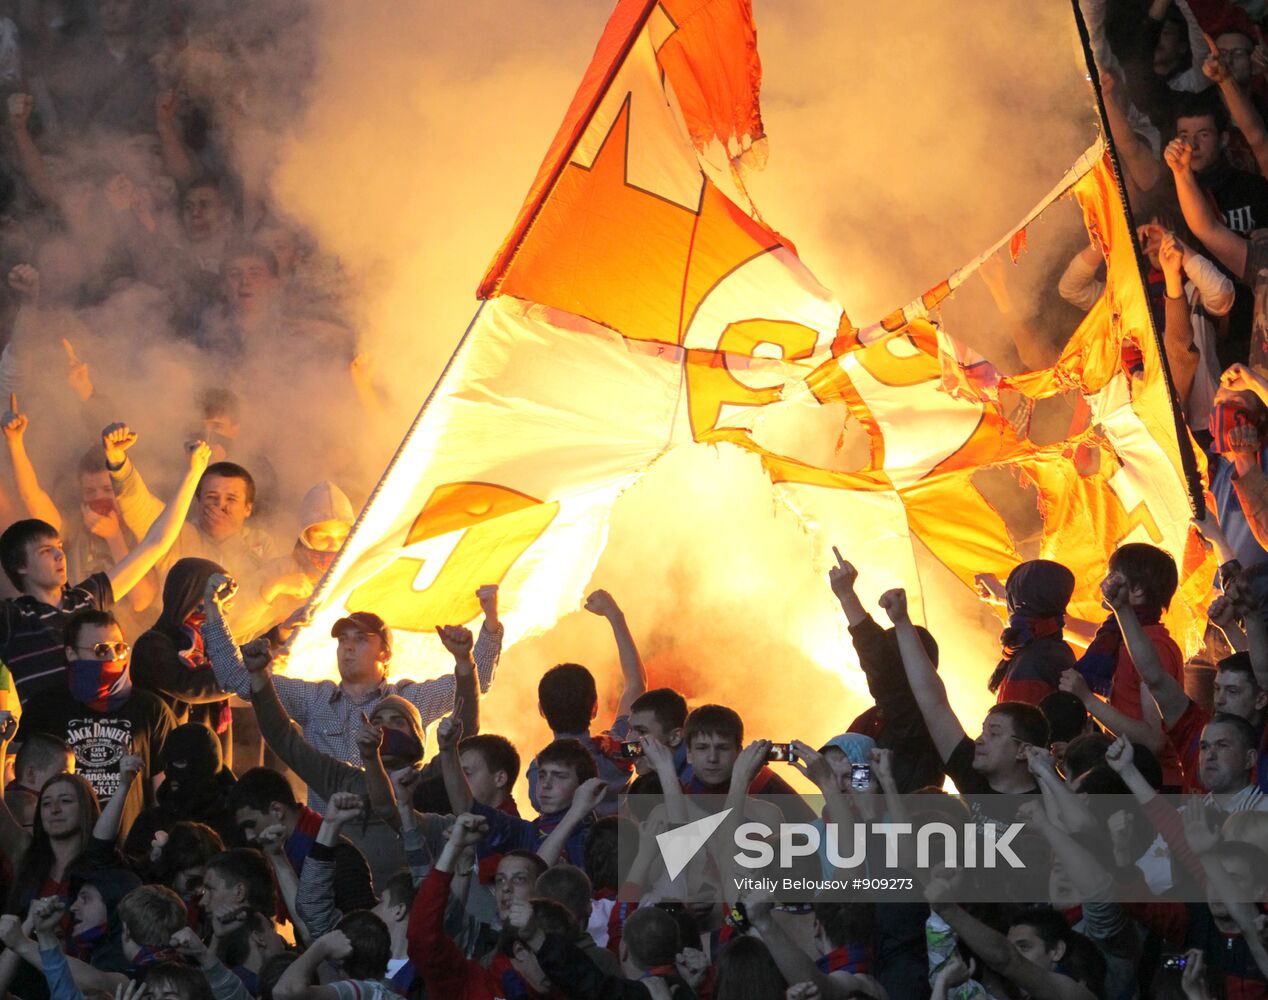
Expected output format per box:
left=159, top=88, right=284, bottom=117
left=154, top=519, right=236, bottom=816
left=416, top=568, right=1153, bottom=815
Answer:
left=285, top=807, right=324, bottom=874
left=1076, top=606, right=1162, bottom=697
left=817, top=943, right=872, bottom=975
left=179, top=611, right=231, bottom=734
left=68, top=657, right=132, bottom=713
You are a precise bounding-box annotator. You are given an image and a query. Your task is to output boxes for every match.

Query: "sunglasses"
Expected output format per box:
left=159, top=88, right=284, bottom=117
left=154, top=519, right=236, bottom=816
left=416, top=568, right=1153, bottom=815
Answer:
left=78, top=641, right=130, bottom=660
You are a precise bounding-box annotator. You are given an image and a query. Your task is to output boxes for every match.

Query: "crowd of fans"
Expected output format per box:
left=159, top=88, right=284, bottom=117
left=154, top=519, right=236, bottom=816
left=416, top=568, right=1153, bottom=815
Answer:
left=12, top=0, right=1268, bottom=1000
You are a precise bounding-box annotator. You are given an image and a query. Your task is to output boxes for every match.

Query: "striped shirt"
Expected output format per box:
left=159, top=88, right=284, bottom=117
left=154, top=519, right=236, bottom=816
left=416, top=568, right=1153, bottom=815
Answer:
left=0, top=573, right=113, bottom=707
left=204, top=611, right=502, bottom=812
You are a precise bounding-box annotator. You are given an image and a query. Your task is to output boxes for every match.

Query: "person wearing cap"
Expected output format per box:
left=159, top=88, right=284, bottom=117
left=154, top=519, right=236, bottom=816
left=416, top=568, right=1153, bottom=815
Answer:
left=201, top=571, right=503, bottom=813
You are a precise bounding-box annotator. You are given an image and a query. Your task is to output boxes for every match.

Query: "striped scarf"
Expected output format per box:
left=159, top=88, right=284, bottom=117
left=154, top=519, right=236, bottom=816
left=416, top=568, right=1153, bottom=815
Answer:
left=285, top=807, right=324, bottom=874
left=817, top=943, right=872, bottom=974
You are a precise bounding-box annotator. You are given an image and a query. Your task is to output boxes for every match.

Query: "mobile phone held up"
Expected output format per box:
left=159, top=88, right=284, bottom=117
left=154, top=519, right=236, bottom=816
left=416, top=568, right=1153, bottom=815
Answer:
left=620, top=741, right=645, bottom=759
left=766, top=743, right=798, bottom=764
left=851, top=763, right=871, bottom=790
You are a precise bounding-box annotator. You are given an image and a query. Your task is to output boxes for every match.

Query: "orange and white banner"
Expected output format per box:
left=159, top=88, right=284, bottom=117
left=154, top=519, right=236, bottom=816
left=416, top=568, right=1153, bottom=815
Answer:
left=285, top=0, right=1214, bottom=680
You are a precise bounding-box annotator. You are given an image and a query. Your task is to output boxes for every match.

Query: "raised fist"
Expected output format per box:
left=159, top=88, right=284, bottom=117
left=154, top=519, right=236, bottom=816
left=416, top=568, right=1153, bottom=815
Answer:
left=878, top=588, right=909, bottom=624
left=1164, top=137, right=1193, bottom=174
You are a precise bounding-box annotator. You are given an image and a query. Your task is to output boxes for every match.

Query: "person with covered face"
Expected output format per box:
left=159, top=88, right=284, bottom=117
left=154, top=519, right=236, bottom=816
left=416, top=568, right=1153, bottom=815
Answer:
left=131, top=558, right=234, bottom=754
left=986, top=559, right=1077, bottom=707
left=237, top=629, right=462, bottom=891
left=16, top=608, right=177, bottom=836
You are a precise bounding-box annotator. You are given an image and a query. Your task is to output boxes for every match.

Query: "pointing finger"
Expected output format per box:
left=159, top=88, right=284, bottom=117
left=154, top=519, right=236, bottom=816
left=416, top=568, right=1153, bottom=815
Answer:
left=831, top=545, right=845, bottom=568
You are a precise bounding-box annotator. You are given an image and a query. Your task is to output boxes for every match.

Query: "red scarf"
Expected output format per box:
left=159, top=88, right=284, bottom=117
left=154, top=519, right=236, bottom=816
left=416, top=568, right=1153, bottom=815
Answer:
left=179, top=611, right=231, bottom=733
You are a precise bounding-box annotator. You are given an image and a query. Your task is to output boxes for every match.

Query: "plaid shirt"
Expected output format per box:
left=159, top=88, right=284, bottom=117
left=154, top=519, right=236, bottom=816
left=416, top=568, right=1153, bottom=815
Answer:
left=205, top=611, right=502, bottom=811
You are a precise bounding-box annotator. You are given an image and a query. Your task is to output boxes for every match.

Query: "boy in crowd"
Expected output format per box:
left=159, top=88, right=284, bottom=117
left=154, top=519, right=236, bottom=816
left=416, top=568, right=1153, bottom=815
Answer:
left=0, top=437, right=210, bottom=706
left=626, top=687, right=689, bottom=780
left=878, top=588, right=1047, bottom=811
left=527, top=589, right=648, bottom=816
left=681, top=703, right=816, bottom=823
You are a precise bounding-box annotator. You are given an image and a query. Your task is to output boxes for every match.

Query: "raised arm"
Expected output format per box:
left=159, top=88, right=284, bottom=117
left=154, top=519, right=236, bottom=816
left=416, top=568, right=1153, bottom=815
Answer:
left=749, top=896, right=881, bottom=1000
left=273, top=929, right=352, bottom=1000
left=1159, top=231, right=1198, bottom=407
left=536, top=777, right=605, bottom=866
left=296, top=793, right=361, bottom=939
left=1103, top=572, right=1191, bottom=727
left=91, top=755, right=141, bottom=843
left=435, top=711, right=471, bottom=815
left=1059, top=668, right=1167, bottom=754
left=879, top=588, right=966, bottom=760
left=1164, top=138, right=1248, bottom=277
left=354, top=715, right=397, bottom=829
left=1, top=396, right=60, bottom=530
left=1101, top=71, right=1162, bottom=194
left=154, top=90, right=199, bottom=187
left=929, top=891, right=1095, bottom=1000
left=105, top=440, right=210, bottom=601
left=1202, top=41, right=1268, bottom=179
left=584, top=589, right=647, bottom=718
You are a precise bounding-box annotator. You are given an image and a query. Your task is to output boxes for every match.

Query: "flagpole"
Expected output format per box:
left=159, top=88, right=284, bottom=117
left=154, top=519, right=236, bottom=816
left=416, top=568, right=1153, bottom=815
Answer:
left=1068, top=0, right=1206, bottom=519
left=281, top=298, right=489, bottom=655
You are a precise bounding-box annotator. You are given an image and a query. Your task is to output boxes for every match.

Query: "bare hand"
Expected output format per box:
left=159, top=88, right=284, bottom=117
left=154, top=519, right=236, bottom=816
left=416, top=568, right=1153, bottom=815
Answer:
left=101, top=422, right=138, bottom=466
left=1100, top=570, right=1132, bottom=612
left=583, top=588, right=620, bottom=618
left=1164, top=137, right=1193, bottom=174
left=1058, top=668, right=1091, bottom=702
left=1023, top=744, right=1057, bottom=778
left=325, top=791, right=364, bottom=826
left=7, top=264, right=38, bottom=303
left=186, top=438, right=212, bottom=473
left=786, top=984, right=823, bottom=1000
left=1, top=393, right=26, bottom=441
left=1203, top=48, right=1231, bottom=84
left=1208, top=594, right=1240, bottom=631
left=255, top=823, right=288, bottom=857
left=119, top=754, right=144, bottom=779
left=241, top=636, right=273, bottom=674
left=1229, top=423, right=1261, bottom=455
left=317, top=929, right=353, bottom=961
left=1221, top=363, right=1268, bottom=396
left=356, top=713, right=383, bottom=758
left=828, top=546, right=859, bottom=601
left=83, top=502, right=123, bottom=540
left=789, top=740, right=835, bottom=791
left=204, top=573, right=238, bottom=610
left=435, top=624, right=473, bottom=660
left=0, top=711, right=15, bottom=744
left=1104, top=735, right=1134, bottom=773
left=1158, top=232, right=1184, bottom=278
left=0, top=914, right=25, bottom=950
left=476, top=584, right=499, bottom=625
left=869, top=747, right=894, bottom=786
left=31, top=896, right=64, bottom=935
left=676, top=947, right=710, bottom=990
left=448, top=812, right=488, bottom=849
left=571, top=777, right=608, bottom=815
left=878, top=588, right=909, bottom=625
left=436, top=708, right=463, bottom=751
left=733, top=740, right=770, bottom=791
left=64, top=339, right=93, bottom=401
left=168, top=926, right=209, bottom=963
left=5, top=93, right=31, bottom=130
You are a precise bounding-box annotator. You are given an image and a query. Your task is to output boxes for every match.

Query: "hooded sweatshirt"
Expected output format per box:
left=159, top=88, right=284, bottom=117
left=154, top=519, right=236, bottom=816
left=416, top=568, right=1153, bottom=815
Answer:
left=131, top=558, right=232, bottom=731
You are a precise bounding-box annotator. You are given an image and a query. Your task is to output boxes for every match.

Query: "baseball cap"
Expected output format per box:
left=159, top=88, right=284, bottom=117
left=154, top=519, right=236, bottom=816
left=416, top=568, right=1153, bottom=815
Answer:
left=331, top=611, right=392, bottom=655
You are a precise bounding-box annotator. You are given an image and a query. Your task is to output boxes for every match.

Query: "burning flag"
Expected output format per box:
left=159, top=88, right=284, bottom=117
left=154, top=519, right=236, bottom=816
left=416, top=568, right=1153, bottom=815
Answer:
left=283, top=0, right=1214, bottom=683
